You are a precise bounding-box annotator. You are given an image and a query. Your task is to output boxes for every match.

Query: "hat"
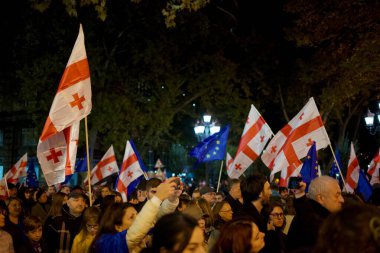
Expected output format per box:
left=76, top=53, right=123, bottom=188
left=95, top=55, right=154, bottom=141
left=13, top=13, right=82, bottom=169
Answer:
left=68, top=191, right=86, bottom=199
left=199, top=186, right=215, bottom=195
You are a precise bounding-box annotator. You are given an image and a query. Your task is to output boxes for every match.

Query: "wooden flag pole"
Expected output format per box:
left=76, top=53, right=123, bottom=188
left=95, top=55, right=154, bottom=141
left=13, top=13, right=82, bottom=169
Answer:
left=328, top=143, right=347, bottom=192
left=216, top=160, right=224, bottom=192
left=84, top=117, right=93, bottom=206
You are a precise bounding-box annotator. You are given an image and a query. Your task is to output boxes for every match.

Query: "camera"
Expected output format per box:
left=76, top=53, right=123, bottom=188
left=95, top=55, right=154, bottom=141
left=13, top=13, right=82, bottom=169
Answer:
left=288, top=177, right=302, bottom=189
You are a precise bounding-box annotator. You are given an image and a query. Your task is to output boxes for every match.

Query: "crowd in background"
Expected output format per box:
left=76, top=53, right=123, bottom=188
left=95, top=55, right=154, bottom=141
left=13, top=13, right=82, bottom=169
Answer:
left=0, top=175, right=380, bottom=253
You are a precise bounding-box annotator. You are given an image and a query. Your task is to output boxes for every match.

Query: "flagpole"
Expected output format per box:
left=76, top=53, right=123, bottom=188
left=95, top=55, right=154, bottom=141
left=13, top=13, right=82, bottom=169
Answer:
left=84, top=117, right=93, bottom=206
left=328, top=144, right=347, bottom=192
left=216, top=160, right=224, bottom=192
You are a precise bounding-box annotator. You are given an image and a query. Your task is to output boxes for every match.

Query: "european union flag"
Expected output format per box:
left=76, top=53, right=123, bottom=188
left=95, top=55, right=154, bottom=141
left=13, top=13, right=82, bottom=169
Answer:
left=75, top=150, right=90, bottom=173
left=189, top=125, right=230, bottom=164
left=357, top=169, right=373, bottom=202
left=300, top=141, right=318, bottom=192
left=329, top=148, right=343, bottom=187
left=26, top=161, right=39, bottom=188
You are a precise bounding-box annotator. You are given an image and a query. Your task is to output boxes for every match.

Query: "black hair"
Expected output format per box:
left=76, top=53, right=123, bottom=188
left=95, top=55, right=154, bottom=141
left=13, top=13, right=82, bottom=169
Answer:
left=241, top=174, right=268, bottom=203
left=150, top=213, right=198, bottom=253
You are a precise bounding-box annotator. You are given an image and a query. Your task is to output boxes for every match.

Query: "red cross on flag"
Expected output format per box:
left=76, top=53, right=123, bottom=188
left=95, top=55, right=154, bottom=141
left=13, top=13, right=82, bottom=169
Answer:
left=37, top=121, right=79, bottom=186
left=84, top=145, right=119, bottom=185
left=228, top=104, right=273, bottom=179
left=368, top=148, right=380, bottom=185
left=0, top=177, right=9, bottom=200
left=5, top=153, right=28, bottom=184
left=116, top=141, right=145, bottom=201
left=40, top=24, right=92, bottom=142
left=261, top=97, right=331, bottom=186
left=345, top=143, right=360, bottom=193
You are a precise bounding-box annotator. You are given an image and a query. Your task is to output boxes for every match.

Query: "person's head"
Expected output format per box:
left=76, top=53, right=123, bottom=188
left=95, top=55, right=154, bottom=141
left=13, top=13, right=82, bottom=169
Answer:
left=200, top=186, right=216, bottom=205
left=192, top=188, right=201, bottom=200
left=36, top=189, right=48, bottom=204
left=24, top=188, right=33, bottom=200
left=213, top=201, right=233, bottom=222
left=60, top=185, right=71, bottom=195
left=24, top=216, right=43, bottom=242
left=128, top=190, right=139, bottom=205
left=82, top=206, right=100, bottom=236
left=97, top=203, right=137, bottom=235
left=5, top=197, right=22, bottom=218
left=265, top=202, right=286, bottom=230
left=49, top=192, right=68, bottom=216
left=177, top=194, right=192, bottom=212
left=215, top=219, right=265, bottom=253
left=241, top=174, right=272, bottom=205
left=146, top=178, right=163, bottom=200
left=67, top=192, right=86, bottom=217
left=228, top=179, right=242, bottom=200
left=136, top=179, right=147, bottom=202
left=313, top=204, right=380, bottom=253
left=47, top=185, right=56, bottom=197
left=307, top=176, right=344, bottom=213
left=8, top=183, right=18, bottom=198
left=279, top=187, right=289, bottom=198
left=113, top=191, right=123, bottom=203
left=216, top=192, right=225, bottom=202
left=99, top=185, right=111, bottom=198
left=196, top=198, right=214, bottom=228
left=151, top=213, right=205, bottom=253
left=0, top=201, right=7, bottom=228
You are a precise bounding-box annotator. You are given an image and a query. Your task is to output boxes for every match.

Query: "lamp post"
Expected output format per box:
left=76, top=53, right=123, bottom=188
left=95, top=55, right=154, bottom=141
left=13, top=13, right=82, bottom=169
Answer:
left=193, top=114, right=220, bottom=141
left=364, top=101, right=380, bottom=135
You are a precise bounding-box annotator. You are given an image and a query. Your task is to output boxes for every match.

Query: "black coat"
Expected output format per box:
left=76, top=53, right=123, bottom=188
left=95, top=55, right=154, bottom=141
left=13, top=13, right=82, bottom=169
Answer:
left=286, top=196, right=330, bottom=253
left=225, top=194, right=244, bottom=219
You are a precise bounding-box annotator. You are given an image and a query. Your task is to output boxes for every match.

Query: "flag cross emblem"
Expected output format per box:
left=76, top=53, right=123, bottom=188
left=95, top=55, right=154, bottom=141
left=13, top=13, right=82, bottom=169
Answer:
left=235, top=163, right=242, bottom=170
left=46, top=148, right=63, bottom=163
left=69, top=93, right=86, bottom=110
left=306, top=138, right=314, bottom=146
left=127, top=171, right=133, bottom=178
left=271, top=146, right=277, bottom=153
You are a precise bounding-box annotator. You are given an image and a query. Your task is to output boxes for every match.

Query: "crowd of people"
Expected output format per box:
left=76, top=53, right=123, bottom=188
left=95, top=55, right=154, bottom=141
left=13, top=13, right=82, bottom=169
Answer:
left=0, top=174, right=380, bottom=253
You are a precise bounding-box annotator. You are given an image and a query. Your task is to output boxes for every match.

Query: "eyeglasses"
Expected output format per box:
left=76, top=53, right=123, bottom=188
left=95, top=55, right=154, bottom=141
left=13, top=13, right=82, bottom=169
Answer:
left=270, top=213, right=284, bottom=219
left=86, top=224, right=98, bottom=230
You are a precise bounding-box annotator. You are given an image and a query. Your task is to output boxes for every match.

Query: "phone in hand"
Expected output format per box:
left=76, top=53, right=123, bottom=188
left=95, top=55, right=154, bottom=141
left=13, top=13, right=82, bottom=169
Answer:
left=288, top=177, right=302, bottom=189
left=173, top=178, right=181, bottom=190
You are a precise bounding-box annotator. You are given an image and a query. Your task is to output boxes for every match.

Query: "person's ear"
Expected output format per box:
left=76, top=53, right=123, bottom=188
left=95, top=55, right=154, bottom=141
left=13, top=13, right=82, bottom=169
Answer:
left=114, top=224, right=122, bottom=232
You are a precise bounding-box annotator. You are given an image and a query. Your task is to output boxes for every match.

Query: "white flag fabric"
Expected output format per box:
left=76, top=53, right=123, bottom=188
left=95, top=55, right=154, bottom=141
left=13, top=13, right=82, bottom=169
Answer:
left=261, top=97, right=331, bottom=186
left=228, top=104, right=273, bottom=179
left=345, top=142, right=360, bottom=193
left=116, top=141, right=145, bottom=201
left=37, top=122, right=79, bottom=186
left=5, top=153, right=28, bottom=184
left=226, top=152, right=234, bottom=178
left=40, top=24, right=91, bottom=142
left=368, top=148, right=380, bottom=185
left=84, top=145, right=119, bottom=185
left=0, top=177, right=9, bottom=200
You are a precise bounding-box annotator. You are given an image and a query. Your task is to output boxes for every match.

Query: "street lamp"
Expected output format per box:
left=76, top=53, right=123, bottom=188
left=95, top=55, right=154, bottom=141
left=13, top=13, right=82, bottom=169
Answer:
left=194, top=114, right=220, bottom=141
left=364, top=102, right=380, bottom=135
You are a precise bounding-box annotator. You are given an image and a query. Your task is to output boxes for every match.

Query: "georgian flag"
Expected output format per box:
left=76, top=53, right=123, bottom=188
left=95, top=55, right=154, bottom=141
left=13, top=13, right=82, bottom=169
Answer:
left=84, top=146, right=119, bottom=185
left=261, top=97, right=331, bottom=186
left=37, top=121, right=79, bottom=186
left=345, top=142, right=360, bottom=193
left=116, top=140, right=145, bottom=201
left=367, top=148, right=380, bottom=185
left=39, top=24, right=91, bottom=142
left=228, top=104, right=273, bottom=179
left=226, top=152, right=233, bottom=177
left=5, top=153, right=28, bottom=184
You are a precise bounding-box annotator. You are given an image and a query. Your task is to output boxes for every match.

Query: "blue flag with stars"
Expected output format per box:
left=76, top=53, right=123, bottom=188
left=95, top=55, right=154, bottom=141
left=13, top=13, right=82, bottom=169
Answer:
left=26, top=161, right=39, bottom=188
left=300, top=141, right=318, bottom=192
left=329, top=148, right=343, bottom=188
left=189, top=125, right=230, bottom=164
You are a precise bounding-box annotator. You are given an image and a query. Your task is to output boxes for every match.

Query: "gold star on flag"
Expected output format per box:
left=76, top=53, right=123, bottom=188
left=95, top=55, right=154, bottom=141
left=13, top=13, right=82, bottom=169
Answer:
left=213, top=151, right=217, bottom=155
left=216, top=140, right=220, bottom=144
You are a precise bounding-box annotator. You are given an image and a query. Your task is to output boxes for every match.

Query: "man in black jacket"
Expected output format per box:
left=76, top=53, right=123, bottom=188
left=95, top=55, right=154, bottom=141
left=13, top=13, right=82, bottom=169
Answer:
left=286, top=176, right=344, bottom=252
left=225, top=179, right=244, bottom=217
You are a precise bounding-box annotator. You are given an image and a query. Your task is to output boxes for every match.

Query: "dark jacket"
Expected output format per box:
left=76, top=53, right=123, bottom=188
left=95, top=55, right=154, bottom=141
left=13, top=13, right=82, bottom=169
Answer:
left=44, top=204, right=83, bottom=253
left=286, top=196, right=330, bottom=253
left=225, top=193, right=243, bottom=219
left=17, top=238, right=49, bottom=253
left=31, top=202, right=51, bottom=223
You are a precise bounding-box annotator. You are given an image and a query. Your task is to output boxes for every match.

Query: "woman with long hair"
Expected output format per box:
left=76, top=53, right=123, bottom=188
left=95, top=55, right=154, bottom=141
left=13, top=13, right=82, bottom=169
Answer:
left=46, top=192, right=68, bottom=218
left=262, top=202, right=287, bottom=253
left=144, top=213, right=206, bottom=253
left=215, top=219, right=265, bottom=253
left=72, top=206, right=100, bottom=253
left=212, top=201, right=233, bottom=229
left=4, top=197, right=25, bottom=252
